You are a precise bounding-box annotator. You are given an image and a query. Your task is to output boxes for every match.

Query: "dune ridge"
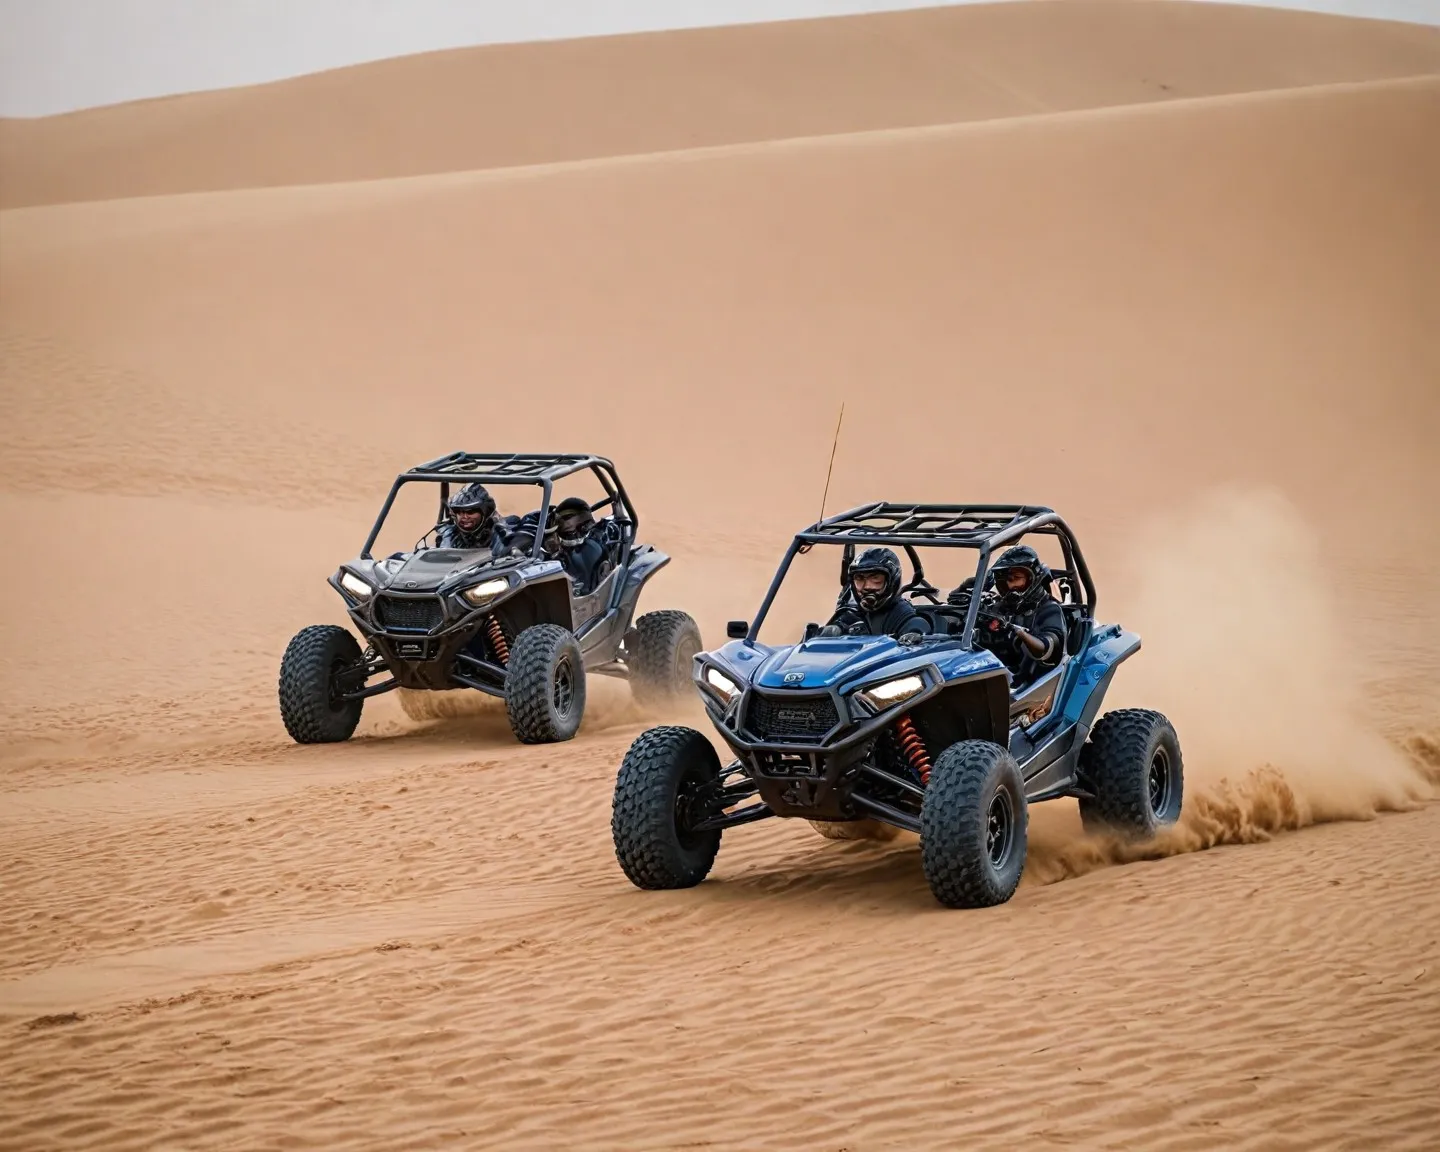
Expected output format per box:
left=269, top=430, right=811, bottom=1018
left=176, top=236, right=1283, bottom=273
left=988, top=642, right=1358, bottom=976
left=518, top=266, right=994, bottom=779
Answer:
left=3, top=0, right=1439, bottom=208
left=2, top=3, right=1438, bottom=1148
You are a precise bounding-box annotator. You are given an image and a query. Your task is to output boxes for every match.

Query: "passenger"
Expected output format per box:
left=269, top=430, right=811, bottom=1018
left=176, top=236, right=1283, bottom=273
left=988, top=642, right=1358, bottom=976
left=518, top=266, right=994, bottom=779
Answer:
left=975, top=545, right=1067, bottom=685
left=824, top=547, right=930, bottom=645
left=553, top=497, right=609, bottom=595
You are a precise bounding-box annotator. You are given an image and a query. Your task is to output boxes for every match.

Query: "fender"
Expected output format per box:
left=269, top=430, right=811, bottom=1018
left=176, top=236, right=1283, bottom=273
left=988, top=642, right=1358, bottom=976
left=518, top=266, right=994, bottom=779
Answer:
left=619, top=546, right=672, bottom=606
left=1061, top=623, right=1142, bottom=742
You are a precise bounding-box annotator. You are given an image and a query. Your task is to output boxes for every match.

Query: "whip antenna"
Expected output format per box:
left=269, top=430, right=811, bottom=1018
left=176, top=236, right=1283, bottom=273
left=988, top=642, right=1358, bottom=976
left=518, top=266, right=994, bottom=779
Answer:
left=817, top=401, right=845, bottom=527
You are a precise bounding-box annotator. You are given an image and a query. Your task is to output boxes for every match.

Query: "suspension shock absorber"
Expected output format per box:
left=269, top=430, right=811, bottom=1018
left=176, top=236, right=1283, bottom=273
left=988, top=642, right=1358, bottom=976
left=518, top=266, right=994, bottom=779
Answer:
left=485, top=615, right=510, bottom=666
left=895, top=714, right=932, bottom=786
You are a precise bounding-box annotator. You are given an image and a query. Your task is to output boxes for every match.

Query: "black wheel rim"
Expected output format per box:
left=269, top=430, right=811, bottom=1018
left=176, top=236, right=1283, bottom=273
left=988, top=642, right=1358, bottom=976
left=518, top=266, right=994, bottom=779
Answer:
left=327, top=655, right=356, bottom=713
left=673, top=764, right=715, bottom=851
left=986, top=786, right=1015, bottom=870
left=553, top=654, right=575, bottom=717
left=1148, top=746, right=1173, bottom=817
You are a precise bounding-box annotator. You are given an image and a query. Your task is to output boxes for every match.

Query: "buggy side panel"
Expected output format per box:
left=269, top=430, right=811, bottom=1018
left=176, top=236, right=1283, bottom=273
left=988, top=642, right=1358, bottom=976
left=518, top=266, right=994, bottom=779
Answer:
left=1001, top=626, right=1140, bottom=800
left=497, top=573, right=575, bottom=635
left=910, top=672, right=1011, bottom=751
left=575, top=569, right=627, bottom=660
left=580, top=547, right=672, bottom=664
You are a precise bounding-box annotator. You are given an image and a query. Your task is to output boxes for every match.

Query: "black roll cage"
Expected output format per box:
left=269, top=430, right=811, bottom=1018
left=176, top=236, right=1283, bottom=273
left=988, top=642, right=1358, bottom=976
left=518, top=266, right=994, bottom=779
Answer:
left=743, top=502, right=1098, bottom=651
left=360, top=452, right=638, bottom=566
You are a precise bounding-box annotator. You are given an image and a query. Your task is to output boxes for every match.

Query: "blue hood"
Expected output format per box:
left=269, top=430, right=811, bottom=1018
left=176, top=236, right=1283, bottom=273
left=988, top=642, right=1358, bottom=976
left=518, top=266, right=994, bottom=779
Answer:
left=711, top=635, right=1002, bottom=694
left=755, top=636, right=903, bottom=690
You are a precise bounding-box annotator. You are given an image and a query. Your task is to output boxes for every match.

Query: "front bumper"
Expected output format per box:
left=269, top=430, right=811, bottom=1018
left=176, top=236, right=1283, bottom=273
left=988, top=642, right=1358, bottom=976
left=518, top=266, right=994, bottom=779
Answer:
left=697, top=672, right=944, bottom=820
left=340, top=586, right=501, bottom=692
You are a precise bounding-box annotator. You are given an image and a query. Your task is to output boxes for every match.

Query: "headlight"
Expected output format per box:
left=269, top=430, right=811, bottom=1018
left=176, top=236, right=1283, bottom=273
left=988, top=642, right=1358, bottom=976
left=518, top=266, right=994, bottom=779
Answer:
left=462, top=577, right=510, bottom=607
left=703, top=666, right=741, bottom=702
left=856, top=673, right=924, bottom=712
left=339, top=570, right=372, bottom=601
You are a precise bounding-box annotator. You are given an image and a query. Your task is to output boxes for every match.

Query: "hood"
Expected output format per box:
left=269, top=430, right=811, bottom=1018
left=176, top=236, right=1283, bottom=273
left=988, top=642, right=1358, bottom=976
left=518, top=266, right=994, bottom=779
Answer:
left=747, top=635, right=931, bottom=692
left=726, top=635, right=1002, bottom=693
left=370, top=549, right=503, bottom=593
left=752, top=636, right=894, bottom=690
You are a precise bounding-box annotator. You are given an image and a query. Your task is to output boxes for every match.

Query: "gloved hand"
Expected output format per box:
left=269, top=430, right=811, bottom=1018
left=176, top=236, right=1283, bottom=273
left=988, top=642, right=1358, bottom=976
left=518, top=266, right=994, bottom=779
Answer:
left=896, top=631, right=923, bottom=647
left=818, top=624, right=842, bottom=637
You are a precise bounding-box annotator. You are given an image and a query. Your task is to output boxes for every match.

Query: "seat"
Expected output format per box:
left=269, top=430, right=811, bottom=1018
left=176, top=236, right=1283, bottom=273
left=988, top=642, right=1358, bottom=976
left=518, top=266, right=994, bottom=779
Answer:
left=911, top=604, right=966, bottom=636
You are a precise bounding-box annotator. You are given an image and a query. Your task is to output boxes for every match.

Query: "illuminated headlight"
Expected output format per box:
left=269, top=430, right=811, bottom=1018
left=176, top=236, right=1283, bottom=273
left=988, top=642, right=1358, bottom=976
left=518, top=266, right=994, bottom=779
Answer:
left=703, top=666, right=741, bottom=702
left=339, top=571, right=372, bottom=601
left=462, top=577, right=510, bottom=607
left=856, top=673, right=924, bottom=712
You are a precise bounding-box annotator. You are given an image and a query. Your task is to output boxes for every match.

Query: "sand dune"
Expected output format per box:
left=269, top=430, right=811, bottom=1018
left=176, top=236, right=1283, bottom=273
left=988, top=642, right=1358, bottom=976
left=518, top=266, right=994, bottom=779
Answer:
left=3, top=0, right=1439, bottom=208
left=2, top=2, right=1438, bottom=1148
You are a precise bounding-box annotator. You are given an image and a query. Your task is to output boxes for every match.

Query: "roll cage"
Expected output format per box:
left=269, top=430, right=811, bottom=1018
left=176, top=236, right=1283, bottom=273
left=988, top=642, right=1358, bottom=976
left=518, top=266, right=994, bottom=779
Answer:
left=743, top=502, right=1098, bottom=651
left=359, top=452, right=639, bottom=568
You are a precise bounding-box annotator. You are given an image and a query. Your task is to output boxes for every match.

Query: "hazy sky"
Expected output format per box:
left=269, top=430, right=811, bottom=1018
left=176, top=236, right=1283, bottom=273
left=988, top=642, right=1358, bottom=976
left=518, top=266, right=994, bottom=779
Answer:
left=2, top=0, right=1437, bottom=117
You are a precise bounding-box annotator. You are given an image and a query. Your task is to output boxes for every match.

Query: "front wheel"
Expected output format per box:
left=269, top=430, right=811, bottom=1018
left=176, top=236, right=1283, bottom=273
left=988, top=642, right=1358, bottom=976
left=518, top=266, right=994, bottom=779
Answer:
left=1078, top=708, right=1184, bottom=839
left=919, top=740, right=1028, bottom=908
left=504, top=624, right=586, bottom=744
left=611, top=726, right=723, bottom=889
left=277, top=624, right=365, bottom=744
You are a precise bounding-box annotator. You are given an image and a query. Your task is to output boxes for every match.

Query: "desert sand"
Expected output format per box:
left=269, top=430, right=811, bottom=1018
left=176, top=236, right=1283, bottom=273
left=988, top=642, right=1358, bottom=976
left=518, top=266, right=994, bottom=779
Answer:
left=1, top=1, right=1438, bottom=1148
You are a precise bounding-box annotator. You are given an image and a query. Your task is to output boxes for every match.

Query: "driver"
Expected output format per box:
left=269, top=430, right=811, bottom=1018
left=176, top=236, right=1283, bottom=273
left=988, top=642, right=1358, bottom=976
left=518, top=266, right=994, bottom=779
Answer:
left=824, top=547, right=930, bottom=644
left=974, top=545, right=1067, bottom=685
left=437, top=483, right=499, bottom=550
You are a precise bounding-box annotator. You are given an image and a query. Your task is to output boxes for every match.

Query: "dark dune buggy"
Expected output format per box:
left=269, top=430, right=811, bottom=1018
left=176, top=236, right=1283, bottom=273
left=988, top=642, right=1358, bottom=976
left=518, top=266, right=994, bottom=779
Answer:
left=278, top=452, right=701, bottom=746
left=610, top=503, right=1184, bottom=908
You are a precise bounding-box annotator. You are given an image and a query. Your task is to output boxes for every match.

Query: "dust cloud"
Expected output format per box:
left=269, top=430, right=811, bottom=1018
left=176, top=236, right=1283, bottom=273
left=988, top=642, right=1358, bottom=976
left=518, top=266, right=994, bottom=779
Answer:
left=1027, top=484, right=1434, bottom=885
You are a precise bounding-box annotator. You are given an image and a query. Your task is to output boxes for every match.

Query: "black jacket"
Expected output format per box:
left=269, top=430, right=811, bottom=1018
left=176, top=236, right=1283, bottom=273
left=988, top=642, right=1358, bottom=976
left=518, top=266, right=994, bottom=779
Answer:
left=977, top=596, right=1067, bottom=685
left=560, top=537, right=607, bottom=595
left=827, top=598, right=930, bottom=639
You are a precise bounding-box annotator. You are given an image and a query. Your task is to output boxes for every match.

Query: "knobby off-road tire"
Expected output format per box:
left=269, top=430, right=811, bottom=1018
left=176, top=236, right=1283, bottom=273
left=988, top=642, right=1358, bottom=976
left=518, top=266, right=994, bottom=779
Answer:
left=807, top=818, right=901, bottom=842
left=629, top=610, right=703, bottom=709
left=920, top=740, right=1028, bottom=908
left=1078, top=708, right=1184, bottom=839
left=278, top=624, right=365, bottom=744
left=504, top=624, right=586, bottom=744
left=612, top=726, right=723, bottom=889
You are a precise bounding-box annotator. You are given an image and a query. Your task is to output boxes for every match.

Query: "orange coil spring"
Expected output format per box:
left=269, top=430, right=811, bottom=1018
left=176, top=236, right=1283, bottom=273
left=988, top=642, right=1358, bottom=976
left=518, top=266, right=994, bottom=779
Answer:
left=486, top=616, right=510, bottom=665
left=896, top=714, right=932, bottom=786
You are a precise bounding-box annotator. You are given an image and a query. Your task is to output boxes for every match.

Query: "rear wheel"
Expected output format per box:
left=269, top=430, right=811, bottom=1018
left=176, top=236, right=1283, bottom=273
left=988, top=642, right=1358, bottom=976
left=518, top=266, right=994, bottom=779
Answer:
left=629, top=610, right=703, bottom=708
left=278, top=625, right=365, bottom=744
left=919, top=740, right=1028, bottom=908
left=807, top=818, right=900, bottom=842
left=1078, top=708, right=1184, bottom=838
left=504, top=624, right=586, bottom=744
left=611, top=726, right=723, bottom=889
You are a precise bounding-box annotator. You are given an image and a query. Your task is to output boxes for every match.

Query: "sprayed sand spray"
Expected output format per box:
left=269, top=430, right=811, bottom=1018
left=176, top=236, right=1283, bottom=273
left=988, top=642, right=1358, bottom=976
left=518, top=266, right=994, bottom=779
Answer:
left=1026, top=485, right=1435, bottom=885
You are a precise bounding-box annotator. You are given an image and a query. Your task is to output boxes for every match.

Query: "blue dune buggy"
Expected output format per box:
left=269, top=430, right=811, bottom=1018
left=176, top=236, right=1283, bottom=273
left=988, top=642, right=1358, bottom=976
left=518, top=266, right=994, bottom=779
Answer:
left=610, top=503, right=1184, bottom=908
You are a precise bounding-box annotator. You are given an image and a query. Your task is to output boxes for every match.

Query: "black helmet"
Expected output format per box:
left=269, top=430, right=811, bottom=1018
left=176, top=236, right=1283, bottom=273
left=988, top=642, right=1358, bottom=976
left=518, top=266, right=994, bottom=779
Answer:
left=849, top=547, right=902, bottom=612
left=447, top=482, right=496, bottom=521
left=990, top=544, right=1050, bottom=611
left=554, top=497, right=595, bottom=549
